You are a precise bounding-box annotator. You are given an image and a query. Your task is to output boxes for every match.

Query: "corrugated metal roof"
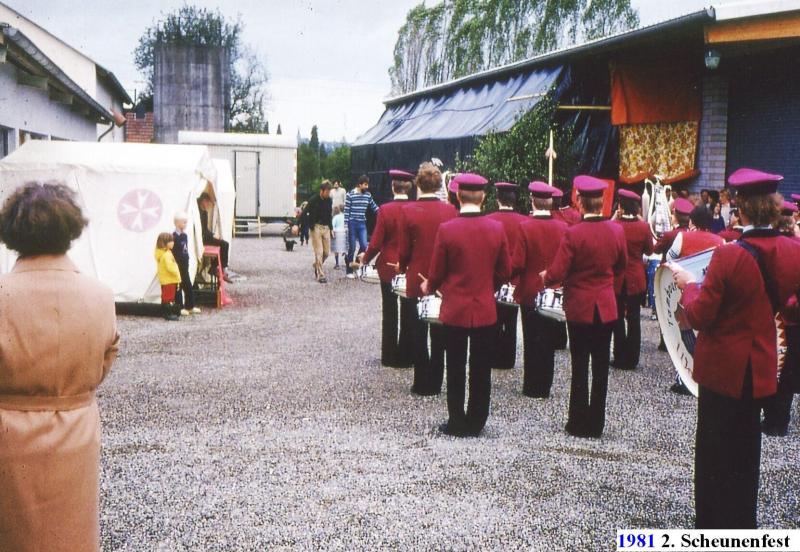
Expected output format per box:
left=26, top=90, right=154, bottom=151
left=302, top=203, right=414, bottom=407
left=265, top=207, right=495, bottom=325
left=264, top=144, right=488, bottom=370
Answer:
left=2, top=24, right=113, bottom=123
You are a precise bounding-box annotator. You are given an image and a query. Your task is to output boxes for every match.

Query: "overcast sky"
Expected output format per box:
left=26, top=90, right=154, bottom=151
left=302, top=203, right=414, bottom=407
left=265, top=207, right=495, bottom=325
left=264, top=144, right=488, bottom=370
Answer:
left=4, top=0, right=713, bottom=142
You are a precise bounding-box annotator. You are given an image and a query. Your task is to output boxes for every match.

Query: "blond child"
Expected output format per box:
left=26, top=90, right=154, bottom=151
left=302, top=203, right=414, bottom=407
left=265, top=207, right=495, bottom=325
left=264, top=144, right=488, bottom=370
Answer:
left=155, top=232, right=181, bottom=321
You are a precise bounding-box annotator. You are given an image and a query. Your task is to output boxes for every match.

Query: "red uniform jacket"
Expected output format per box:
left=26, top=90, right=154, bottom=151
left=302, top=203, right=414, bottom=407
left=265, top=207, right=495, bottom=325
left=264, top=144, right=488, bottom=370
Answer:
left=511, top=214, right=568, bottom=306
left=544, top=218, right=627, bottom=324
left=614, top=217, right=654, bottom=296
left=552, top=206, right=581, bottom=226
left=397, top=198, right=458, bottom=298
left=362, top=199, right=408, bottom=283
left=654, top=225, right=687, bottom=256
left=427, top=214, right=512, bottom=328
left=681, top=231, right=800, bottom=398
left=486, top=209, right=528, bottom=285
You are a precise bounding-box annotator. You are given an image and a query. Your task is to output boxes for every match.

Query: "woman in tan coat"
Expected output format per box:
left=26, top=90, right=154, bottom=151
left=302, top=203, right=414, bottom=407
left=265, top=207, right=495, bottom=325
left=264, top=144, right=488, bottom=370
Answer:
left=0, top=183, right=119, bottom=552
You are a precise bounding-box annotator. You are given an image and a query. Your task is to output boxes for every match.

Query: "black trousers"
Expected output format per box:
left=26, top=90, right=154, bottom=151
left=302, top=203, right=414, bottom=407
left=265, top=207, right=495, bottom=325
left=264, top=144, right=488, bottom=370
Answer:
left=494, top=303, right=518, bottom=369
left=520, top=305, right=557, bottom=397
left=444, top=324, right=495, bottom=435
left=410, top=300, right=445, bottom=394
left=612, top=292, right=644, bottom=369
left=762, top=325, right=799, bottom=433
left=566, top=317, right=614, bottom=437
left=379, top=282, right=413, bottom=367
left=203, top=237, right=229, bottom=268
left=175, top=260, right=195, bottom=310
left=695, top=370, right=761, bottom=529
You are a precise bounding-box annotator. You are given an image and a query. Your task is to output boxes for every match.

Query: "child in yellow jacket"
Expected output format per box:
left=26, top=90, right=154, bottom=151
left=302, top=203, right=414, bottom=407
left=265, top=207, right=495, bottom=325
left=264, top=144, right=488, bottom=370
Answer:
left=155, top=232, right=181, bottom=321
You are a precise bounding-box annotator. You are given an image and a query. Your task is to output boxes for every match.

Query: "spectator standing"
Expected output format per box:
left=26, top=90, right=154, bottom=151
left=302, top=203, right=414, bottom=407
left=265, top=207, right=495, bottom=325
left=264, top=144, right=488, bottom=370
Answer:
left=344, top=175, right=379, bottom=279
left=172, top=211, right=200, bottom=316
left=303, top=182, right=334, bottom=283
left=330, top=180, right=347, bottom=213
left=0, top=182, right=119, bottom=552
left=331, top=205, right=346, bottom=269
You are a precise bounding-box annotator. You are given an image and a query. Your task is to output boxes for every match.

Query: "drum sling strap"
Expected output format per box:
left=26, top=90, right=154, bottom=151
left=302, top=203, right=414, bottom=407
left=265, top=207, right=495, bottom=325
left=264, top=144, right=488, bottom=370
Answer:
left=736, top=238, right=781, bottom=314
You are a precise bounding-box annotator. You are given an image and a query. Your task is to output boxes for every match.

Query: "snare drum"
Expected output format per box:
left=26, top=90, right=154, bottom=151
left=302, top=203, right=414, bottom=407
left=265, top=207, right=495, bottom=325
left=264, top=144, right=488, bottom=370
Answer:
left=417, top=295, right=442, bottom=325
left=534, top=288, right=566, bottom=322
left=495, top=283, right=518, bottom=306
left=360, top=265, right=381, bottom=284
left=392, top=274, right=408, bottom=298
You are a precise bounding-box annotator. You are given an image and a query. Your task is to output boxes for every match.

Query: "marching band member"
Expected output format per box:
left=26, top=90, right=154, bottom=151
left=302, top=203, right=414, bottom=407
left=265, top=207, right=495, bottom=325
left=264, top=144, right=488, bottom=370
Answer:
left=551, top=187, right=581, bottom=226
left=486, top=182, right=527, bottom=369
left=542, top=176, right=627, bottom=438
left=611, top=189, right=653, bottom=371
left=654, top=197, right=693, bottom=259
left=718, top=206, right=745, bottom=242
left=777, top=200, right=800, bottom=239
left=673, top=168, right=800, bottom=528
left=397, top=163, right=458, bottom=395
left=360, top=170, right=414, bottom=368
left=512, top=182, right=567, bottom=397
left=422, top=174, right=511, bottom=436
left=665, top=206, right=724, bottom=261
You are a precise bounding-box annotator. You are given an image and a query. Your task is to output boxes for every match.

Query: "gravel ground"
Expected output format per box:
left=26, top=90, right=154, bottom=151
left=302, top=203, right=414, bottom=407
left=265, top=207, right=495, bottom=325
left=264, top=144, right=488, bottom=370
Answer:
left=99, top=237, right=800, bottom=551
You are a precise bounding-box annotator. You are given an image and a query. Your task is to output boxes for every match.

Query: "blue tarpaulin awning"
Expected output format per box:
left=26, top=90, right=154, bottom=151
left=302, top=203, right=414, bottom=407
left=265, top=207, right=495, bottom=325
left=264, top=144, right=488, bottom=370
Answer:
left=353, top=66, right=564, bottom=146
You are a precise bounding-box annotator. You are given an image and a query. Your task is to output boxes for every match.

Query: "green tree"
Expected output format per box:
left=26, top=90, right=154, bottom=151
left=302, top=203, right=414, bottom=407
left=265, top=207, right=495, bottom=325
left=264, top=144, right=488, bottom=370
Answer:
left=309, top=125, right=320, bottom=154
left=133, top=5, right=269, bottom=133
left=297, top=142, right=321, bottom=201
left=467, top=96, right=578, bottom=212
left=322, top=146, right=351, bottom=186
left=390, top=0, right=639, bottom=95
left=276, top=124, right=282, bottom=135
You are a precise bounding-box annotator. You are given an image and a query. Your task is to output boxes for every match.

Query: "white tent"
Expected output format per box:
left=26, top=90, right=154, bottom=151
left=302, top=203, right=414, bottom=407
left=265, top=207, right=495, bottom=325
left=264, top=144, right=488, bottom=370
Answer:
left=0, top=141, right=234, bottom=303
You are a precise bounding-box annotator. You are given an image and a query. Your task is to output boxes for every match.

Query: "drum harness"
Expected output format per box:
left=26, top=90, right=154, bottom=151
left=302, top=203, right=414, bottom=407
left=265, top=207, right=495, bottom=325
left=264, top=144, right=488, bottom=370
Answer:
left=736, top=231, right=781, bottom=314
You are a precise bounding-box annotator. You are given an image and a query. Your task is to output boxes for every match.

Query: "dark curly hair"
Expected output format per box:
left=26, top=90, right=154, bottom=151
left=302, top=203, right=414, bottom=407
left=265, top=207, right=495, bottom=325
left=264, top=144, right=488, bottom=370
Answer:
left=0, top=182, right=88, bottom=256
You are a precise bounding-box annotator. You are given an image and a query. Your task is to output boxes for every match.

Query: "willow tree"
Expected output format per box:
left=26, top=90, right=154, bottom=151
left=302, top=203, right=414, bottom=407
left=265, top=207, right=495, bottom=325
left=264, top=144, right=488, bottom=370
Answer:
left=390, top=0, right=639, bottom=95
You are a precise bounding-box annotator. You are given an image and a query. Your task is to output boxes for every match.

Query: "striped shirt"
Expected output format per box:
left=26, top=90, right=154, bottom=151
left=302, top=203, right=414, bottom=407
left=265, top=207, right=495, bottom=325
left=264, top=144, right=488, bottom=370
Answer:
left=344, top=189, right=379, bottom=224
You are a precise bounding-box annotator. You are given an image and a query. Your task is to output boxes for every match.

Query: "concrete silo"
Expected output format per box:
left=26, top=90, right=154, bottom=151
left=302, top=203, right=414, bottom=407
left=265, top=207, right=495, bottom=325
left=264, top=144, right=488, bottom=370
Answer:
left=153, top=43, right=231, bottom=144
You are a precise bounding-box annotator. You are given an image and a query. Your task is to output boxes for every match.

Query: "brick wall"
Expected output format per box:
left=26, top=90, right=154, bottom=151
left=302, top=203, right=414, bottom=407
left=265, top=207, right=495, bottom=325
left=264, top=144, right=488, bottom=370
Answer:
left=124, top=112, right=154, bottom=143
left=695, top=74, right=728, bottom=191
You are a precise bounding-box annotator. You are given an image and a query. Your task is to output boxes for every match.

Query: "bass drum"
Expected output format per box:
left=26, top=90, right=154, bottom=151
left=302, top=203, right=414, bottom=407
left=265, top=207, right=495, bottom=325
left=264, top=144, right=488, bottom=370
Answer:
left=655, top=248, right=786, bottom=397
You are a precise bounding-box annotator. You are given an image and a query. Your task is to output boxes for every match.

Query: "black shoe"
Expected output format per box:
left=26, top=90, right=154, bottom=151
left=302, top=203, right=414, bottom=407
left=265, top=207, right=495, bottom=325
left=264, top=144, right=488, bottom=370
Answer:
left=412, top=386, right=440, bottom=397
left=438, top=422, right=472, bottom=437
left=522, top=390, right=550, bottom=399
left=669, top=381, right=692, bottom=396
left=163, top=314, right=180, bottom=321
left=610, top=357, right=622, bottom=368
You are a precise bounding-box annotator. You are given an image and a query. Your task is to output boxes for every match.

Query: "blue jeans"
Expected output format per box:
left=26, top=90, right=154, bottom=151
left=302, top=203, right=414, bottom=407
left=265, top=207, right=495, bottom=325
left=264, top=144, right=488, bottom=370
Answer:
left=646, top=258, right=660, bottom=309
left=346, top=220, right=368, bottom=272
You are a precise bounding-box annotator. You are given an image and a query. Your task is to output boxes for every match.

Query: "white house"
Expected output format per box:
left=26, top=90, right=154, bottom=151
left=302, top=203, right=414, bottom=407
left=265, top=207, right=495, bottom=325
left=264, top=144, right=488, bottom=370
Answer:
left=0, top=2, right=131, bottom=157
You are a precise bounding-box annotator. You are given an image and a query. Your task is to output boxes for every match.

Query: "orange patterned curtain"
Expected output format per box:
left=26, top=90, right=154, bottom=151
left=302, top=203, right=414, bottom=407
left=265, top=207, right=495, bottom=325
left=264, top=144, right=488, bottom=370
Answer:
left=618, top=122, right=699, bottom=183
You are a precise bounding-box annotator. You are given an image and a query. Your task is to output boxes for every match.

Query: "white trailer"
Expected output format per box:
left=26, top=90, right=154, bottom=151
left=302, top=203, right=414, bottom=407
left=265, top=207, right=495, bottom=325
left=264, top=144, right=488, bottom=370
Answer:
left=178, top=131, right=297, bottom=235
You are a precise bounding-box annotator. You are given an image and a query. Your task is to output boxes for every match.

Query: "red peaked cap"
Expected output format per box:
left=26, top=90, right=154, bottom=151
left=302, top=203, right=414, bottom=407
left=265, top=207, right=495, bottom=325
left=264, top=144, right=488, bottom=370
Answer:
left=728, top=168, right=783, bottom=196
left=389, top=169, right=414, bottom=182
left=528, top=181, right=556, bottom=198
left=454, top=172, right=488, bottom=191
left=781, top=200, right=798, bottom=215
left=673, top=198, right=694, bottom=215
left=573, top=175, right=607, bottom=197
left=494, top=182, right=519, bottom=190
left=618, top=188, right=641, bottom=201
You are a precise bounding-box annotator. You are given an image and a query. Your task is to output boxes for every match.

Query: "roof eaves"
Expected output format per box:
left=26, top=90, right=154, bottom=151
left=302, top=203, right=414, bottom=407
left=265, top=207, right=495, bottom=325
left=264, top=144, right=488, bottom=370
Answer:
left=2, top=24, right=114, bottom=123
left=385, top=9, right=715, bottom=107
left=96, top=63, right=133, bottom=105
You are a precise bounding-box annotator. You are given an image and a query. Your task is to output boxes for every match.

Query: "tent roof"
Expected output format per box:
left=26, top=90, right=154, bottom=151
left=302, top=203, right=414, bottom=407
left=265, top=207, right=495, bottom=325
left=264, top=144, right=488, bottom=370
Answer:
left=352, top=66, right=563, bottom=146
left=0, top=141, right=217, bottom=181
